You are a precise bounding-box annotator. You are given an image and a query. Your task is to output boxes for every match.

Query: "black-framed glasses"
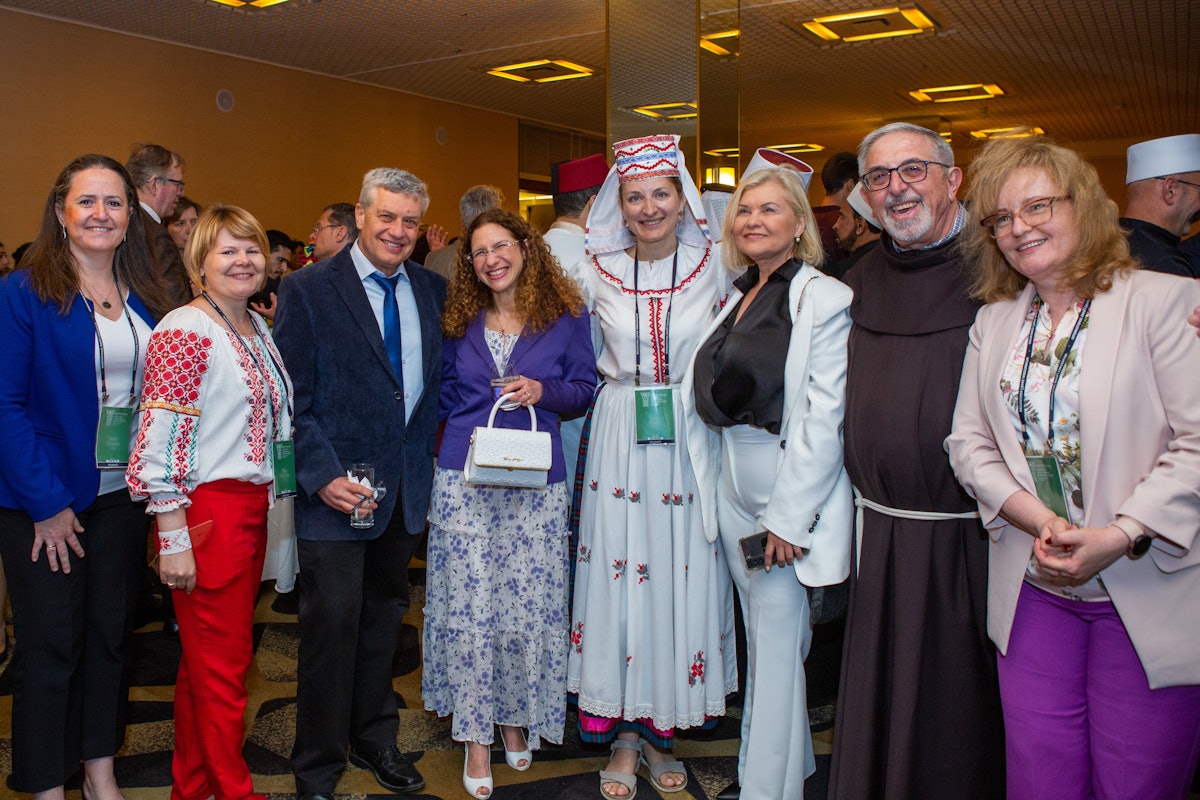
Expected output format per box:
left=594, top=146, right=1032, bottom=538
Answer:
left=162, top=177, right=185, bottom=190
left=1159, top=176, right=1200, bottom=191
left=312, top=223, right=343, bottom=234
left=469, top=239, right=525, bottom=263
left=979, top=196, right=1071, bottom=238
left=862, top=160, right=951, bottom=191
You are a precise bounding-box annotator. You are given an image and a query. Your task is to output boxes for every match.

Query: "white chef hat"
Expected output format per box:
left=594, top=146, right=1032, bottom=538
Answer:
left=1125, top=133, right=1200, bottom=184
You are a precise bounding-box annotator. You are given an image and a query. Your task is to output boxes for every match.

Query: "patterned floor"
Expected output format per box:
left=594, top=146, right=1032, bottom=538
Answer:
left=0, top=561, right=841, bottom=800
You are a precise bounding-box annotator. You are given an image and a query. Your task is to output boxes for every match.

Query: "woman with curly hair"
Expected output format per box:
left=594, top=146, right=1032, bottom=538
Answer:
left=422, top=207, right=596, bottom=798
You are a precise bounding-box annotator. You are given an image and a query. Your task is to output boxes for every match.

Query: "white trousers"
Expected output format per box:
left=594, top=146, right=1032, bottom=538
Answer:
left=717, top=425, right=814, bottom=800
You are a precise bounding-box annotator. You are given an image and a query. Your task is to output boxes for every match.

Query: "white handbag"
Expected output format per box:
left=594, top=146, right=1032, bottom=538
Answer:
left=464, top=393, right=552, bottom=489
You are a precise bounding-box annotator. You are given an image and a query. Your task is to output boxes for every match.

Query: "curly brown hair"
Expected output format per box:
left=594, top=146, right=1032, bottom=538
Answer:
left=962, top=133, right=1138, bottom=303
left=441, top=208, right=585, bottom=338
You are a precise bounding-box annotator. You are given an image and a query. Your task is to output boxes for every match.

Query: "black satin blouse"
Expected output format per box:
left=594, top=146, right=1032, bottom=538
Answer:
left=694, top=260, right=798, bottom=434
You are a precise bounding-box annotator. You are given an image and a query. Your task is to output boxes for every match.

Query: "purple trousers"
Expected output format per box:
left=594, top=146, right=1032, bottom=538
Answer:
left=999, top=583, right=1200, bottom=800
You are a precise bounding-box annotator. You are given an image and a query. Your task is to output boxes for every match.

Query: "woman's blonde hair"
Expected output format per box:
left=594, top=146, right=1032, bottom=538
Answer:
left=441, top=208, right=585, bottom=338
left=962, top=133, right=1137, bottom=302
left=185, top=204, right=270, bottom=293
left=721, top=167, right=824, bottom=272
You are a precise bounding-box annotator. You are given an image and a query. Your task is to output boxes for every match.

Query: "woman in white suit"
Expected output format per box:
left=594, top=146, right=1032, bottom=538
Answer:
left=946, top=134, right=1200, bottom=799
left=683, top=165, right=853, bottom=799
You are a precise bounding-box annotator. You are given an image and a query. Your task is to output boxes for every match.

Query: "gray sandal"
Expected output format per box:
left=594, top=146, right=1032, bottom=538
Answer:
left=638, top=738, right=688, bottom=794
left=599, top=738, right=641, bottom=800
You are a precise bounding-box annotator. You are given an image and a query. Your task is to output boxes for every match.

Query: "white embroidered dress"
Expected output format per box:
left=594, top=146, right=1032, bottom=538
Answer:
left=127, top=305, right=293, bottom=511
left=566, top=241, right=738, bottom=731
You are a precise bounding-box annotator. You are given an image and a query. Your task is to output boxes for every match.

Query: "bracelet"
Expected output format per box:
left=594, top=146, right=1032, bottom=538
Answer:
left=157, top=525, right=192, bottom=555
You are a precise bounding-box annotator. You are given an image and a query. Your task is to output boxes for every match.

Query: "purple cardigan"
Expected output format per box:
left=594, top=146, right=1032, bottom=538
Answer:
left=438, top=309, right=596, bottom=483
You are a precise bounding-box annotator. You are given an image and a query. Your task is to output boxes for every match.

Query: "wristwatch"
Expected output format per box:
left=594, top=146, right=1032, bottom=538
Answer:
left=1112, top=516, right=1152, bottom=560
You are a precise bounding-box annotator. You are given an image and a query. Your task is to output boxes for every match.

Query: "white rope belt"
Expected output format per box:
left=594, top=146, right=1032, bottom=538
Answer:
left=852, top=487, right=982, bottom=573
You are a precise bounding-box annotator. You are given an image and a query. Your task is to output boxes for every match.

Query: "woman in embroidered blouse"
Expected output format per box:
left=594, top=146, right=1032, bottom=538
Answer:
left=424, top=208, right=594, bottom=799
left=127, top=204, right=292, bottom=800
left=682, top=166, right=852, bottom=800
left=946, top=135, right=1200, bottom=799
left=0, top=154, right=170, bottom=800
left=565, top=134, right=737, bottom=799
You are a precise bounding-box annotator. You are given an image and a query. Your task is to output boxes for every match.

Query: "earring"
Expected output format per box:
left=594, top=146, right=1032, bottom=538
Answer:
left=793, top=235, right=801, bottom=244
left=62, top=225, right=67, bottom=240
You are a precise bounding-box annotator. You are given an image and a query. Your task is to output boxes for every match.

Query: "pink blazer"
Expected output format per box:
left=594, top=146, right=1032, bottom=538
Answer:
left=946, top=270, right=1200, bottom=688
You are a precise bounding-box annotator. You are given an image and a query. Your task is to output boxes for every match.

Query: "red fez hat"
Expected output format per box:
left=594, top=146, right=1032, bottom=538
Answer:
left=553, top=153, right=609, bottom=194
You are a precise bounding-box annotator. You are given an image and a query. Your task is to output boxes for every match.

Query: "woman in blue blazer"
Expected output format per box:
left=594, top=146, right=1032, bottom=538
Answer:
left=0, top=154, right=170, bottom=797
left=422, top=208, right=595, bottom=799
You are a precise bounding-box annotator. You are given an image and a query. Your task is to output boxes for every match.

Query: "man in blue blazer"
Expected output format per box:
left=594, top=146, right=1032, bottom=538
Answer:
left=274, top=168, right=446, bottom=799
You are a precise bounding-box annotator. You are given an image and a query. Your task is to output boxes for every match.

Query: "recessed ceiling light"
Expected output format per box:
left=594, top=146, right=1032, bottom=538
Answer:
left=211, top=0, right=291, bottom=7
left=766, top=143, right=825, bottom=154
left=631, top=102, right=698, bottom=120
left=969, top=126, right=1045, bottom=140
left=798, top=6, right=937, bottom=44
left=700, top=30, right=740, bottom=57
left=487, top=60, right=593, bottom=84
left=703, top=147, right=741, bottom=158
left=910, top=83, right=1004, bottom=103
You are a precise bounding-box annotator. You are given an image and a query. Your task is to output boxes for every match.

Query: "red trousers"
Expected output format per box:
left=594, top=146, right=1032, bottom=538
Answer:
left=169, top=479, right=269, bottom=800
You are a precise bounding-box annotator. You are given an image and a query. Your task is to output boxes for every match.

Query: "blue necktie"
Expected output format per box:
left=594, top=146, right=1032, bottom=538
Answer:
left=369, top=271, right=404, bottom=385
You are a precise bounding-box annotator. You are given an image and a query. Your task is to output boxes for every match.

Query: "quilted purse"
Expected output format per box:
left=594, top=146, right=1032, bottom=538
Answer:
left=464, top=392, right=552, bottom=489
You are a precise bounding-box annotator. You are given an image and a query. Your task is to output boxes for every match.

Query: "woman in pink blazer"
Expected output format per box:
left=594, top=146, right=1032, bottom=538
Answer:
left=946, top=134, right=1200, bottom=799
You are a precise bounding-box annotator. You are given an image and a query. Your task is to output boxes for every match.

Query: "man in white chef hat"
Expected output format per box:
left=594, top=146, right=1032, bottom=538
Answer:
left=1121, top=133, right=1200, bottom=278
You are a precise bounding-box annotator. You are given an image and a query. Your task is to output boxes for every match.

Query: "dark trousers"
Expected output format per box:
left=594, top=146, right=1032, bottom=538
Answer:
left=290, top=511, right=422, bottom=793
left=0, top=490, right=147, bottom=792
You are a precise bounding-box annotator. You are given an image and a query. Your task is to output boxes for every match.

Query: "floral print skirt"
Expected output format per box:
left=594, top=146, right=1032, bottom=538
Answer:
left=422, top=468, right=570, bottom=747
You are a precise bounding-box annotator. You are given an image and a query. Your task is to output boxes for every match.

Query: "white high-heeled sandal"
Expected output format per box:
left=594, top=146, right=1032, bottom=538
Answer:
left=463, top=743, right=493, bottom=799
left=501, top=726, right=532, bottom=771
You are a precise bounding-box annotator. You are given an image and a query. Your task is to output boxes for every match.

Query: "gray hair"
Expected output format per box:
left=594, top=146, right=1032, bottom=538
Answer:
left=857, top=122, right=954, bottom=174
left=360, top=168, right=430, bottom=214
left=458, top=184, right=504, bottom=229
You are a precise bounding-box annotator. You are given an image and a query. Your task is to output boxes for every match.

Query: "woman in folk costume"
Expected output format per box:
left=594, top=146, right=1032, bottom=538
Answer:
left=565, top=134, right=738, bottom=799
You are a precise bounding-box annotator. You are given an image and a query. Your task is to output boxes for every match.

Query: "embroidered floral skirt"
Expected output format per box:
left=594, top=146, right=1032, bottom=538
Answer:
left=567, top=382, right=738, bottom=733
left=422, top=468, right=570, bottom=747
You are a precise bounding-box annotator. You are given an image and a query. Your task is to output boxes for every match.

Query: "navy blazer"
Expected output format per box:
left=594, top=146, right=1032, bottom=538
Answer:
left=274, top=245, right=446, bottom=540
left=438, top=310, right=596, bottom=484
left=0, top=270, right=156, bottom=520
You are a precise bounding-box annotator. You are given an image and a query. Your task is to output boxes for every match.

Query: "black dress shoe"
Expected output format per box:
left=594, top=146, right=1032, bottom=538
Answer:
left=297, top=793, right=334, bottom=800
left=717, top=780, right=741, bottom=799
left=348, top=744, right=425, bottom=793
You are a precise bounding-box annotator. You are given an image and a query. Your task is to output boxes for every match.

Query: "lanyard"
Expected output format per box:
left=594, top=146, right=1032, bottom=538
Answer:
left=1017, top=296, right=1090, bottom=452
left=82, top=273, right=140, bottom=403
left=201, top=293, right=291, bottom=440
left=632, top=248, right=679, bottom=386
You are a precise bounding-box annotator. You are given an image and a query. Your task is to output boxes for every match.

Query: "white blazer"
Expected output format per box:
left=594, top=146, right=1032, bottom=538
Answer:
left=682, top=262, right=854, bottom=588
left=946, top=271, right=1200, bottom=688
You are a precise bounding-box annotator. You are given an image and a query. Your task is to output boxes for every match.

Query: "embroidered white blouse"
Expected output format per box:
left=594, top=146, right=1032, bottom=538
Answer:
left=127, top=305, right=294, bottom=513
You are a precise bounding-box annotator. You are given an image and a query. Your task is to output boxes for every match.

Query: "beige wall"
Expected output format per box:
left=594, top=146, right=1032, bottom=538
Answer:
left=0, top=10, right=519, bottom=249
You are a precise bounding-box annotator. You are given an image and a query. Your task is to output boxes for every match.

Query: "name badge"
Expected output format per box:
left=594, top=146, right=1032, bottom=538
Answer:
left=1026, top=454, right=1070, bottom=520
left=95, top=406, right=134, bottom=469
left=272, top=439, right=297, bottom=498
left=634, top=386, right=675, bottom=445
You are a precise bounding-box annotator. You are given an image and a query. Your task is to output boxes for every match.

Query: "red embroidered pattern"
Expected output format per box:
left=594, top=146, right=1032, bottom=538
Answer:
left=140, top=328, right=212, bottom=414
left=593, top=249, right=710, bottom=297
left=649, top=297, right=665, bottom=382
left=229, top=332, right=269, bottom=466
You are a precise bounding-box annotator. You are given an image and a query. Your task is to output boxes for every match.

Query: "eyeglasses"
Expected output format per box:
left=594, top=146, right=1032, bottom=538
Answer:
left=979, top=196, right=1071, bottom=238
left=469, top=240, right=524, bottom=263
left=1159, top=176, right=1200, bottom=191
left=311, top=223, right=343, bottom=234
left=862, top=160, right=952, bottom=192
left=162, top=177, right=185, bottom=191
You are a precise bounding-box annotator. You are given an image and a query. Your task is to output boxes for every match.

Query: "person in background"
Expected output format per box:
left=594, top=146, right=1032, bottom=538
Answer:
left=683, top=165, right=853, bottom=799
left=248, top=228, right=293, bottom=321
left=0, top=153, right=169, bottom=800
left=126, top=143, right=193, bottom=308
left=0, top=241, right=11, bottom=274
left=424, top=185, right=505, bottom=281
left=12, top=242, right=33, bottom=269
left=566, top=134, right=737, bottom=800
left=425, top=208, right=595, bottom=798
left=128, top=204, right=291, bottom=800
left=309, top=202, right=358, bottom=263
left=1119, top=133, right=1200, bottom=278
left=830, top=182, right=882, bottom=279
left=811, top=152, right=859, bottom=259
left=947, top=133, right=1200, bottom=800
left=164, top=196, right=201, bottom=258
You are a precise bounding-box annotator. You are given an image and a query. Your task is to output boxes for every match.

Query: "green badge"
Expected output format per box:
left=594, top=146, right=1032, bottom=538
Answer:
left=634, top=386, right=675, bottom=445
left=272, top=439, right=297, bottom=498
left=95, top=406, right=134, bottom=469
left=1026, top=454, right=1070, bottom=520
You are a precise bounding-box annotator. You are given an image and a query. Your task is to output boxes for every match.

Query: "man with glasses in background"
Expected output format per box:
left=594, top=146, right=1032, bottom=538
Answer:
left=1120, top=133, right=1200, bottom=278
left=127, top=143, right=192, bottom=308
left=827, top=122, right=1005, bottom=800
left=309, top=202, right=359, bottom=263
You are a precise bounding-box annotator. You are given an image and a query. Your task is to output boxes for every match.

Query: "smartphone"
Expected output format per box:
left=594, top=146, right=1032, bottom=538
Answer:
left=739, top=532, right=769, bottom=572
